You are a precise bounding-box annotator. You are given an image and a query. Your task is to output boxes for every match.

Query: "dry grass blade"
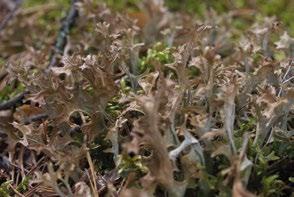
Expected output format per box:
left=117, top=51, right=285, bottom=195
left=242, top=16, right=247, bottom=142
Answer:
left=86, top=150, right=99, bottom=197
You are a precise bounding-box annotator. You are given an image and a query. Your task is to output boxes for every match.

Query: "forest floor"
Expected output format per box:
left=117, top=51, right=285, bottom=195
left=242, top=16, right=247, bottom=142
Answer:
left=0, top=0, right=293, bottom=196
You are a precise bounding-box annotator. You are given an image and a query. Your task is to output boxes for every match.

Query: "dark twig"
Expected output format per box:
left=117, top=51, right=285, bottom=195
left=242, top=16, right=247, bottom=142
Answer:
left=23, top=113, right=49, bottom=124
left=0, top=0, right=23, bottom=32
left=0, top=155, right=10, bottom=172
left=0, top=90, right=28, bottom=110
left=26, top=156, right=47, bottom=176
left=0, top=71, right=8, bottom=81
left=48, top=0, right=79, bottom=68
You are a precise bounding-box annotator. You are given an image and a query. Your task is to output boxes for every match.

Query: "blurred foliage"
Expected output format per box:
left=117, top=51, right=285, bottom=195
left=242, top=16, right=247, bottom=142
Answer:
left=104, top=0, right=294, bottom=35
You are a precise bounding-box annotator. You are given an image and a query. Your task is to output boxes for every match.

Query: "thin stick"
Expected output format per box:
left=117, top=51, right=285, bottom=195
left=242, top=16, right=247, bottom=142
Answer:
left=23, top=113, right=48, bottom=124
left=86, top=150, right=99, bottom=197
left=26, top=156, right=46, bottom=176
left=48, top=0, right=79, bottom=68
left=0, top=90, right=28, bottom=110
left=277, top=59, right=293, bottom=97
left=0, top=0, right=23, bottom=32
left=0, top=71, right=8, bottom=81
left=9, top=183, right=25, bottom=197
left=282, top=75, right=294, bottom=84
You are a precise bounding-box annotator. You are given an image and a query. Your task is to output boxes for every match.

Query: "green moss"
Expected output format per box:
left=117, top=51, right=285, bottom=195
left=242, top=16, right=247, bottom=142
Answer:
left=262, top=175, right=285, bottom=197
left=16, top=177, right=30, bottom=193
left=23, top=0, right=69, bottom=8
left=0, top=83, right=25, bottom=101
left=0, top=58, right=4, bottom=66
left=0, top=181, right=11, bottom=197
left=139, top=42, right=172, bottom=73
left=106, top=96, right=123, bottom=118
left=117, top=154, right=148, bottom=178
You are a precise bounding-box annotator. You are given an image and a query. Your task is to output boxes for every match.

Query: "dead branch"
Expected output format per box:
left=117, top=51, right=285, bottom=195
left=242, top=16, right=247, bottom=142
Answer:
left=23, top=113, right=49, bottom=124
left=48, top=0, right=79, bottom=68
left=0, top=0, right=23, bottom=32
left=0, top=90, right=28, bottom=110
